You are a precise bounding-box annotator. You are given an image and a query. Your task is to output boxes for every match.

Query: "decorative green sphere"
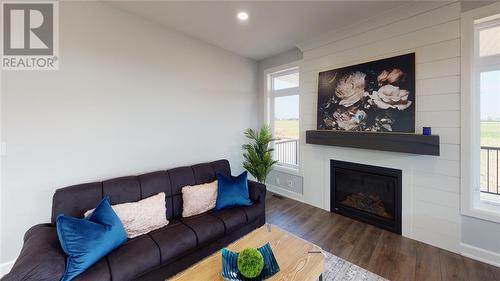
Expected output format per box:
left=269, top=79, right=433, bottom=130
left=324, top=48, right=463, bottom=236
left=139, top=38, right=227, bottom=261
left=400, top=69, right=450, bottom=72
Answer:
left=237, top=248, right=264, bottom=278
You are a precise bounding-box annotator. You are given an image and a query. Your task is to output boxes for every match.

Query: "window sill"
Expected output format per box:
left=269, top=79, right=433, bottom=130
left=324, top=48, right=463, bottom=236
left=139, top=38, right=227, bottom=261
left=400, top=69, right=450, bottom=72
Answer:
left=273, top=164, right=301, bottom=176
left=462, top=204, right=500, bottom=224
left=480, top=193, right=500, bottom=206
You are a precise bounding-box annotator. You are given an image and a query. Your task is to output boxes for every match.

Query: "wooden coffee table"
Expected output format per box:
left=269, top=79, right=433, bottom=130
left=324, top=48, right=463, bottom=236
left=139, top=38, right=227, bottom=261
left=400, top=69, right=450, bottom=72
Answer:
left=169, top=224, right=325, bottom=281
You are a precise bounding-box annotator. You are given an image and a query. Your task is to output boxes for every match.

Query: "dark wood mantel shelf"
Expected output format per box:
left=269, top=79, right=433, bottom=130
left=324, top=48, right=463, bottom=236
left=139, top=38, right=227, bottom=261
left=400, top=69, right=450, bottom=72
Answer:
left=305, top=130, right=440, bottom=156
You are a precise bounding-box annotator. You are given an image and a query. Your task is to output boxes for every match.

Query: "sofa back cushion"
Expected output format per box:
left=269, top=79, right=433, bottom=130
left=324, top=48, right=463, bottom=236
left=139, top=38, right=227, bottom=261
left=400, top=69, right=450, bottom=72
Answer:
left=168, top=166, right=196, bottom=218
left=51, top=159, right=231, bottom=223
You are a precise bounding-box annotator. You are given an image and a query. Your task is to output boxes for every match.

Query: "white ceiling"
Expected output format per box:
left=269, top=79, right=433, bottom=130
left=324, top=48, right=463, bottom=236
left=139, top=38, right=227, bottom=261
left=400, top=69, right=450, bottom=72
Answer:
left=109, top=1, right=411, bottom=61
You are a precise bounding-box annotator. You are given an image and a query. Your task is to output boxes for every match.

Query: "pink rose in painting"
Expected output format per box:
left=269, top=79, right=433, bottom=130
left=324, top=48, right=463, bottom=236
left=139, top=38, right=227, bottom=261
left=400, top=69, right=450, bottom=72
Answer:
left=335, top=71, right=367, bottom=107
left=371, top=84, right=411, bottom=110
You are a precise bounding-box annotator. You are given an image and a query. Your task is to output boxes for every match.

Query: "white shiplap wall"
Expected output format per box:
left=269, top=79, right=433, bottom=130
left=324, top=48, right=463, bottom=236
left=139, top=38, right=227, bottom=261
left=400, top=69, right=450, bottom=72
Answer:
left=296, top=2, right=462, bottom=252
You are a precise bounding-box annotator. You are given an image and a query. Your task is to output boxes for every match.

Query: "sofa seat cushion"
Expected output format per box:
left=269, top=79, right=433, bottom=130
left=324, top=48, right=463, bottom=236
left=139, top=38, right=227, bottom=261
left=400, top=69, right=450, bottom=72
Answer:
left=208, top=208, right=247, bottom=233
left=107, top=235, right=161, bottom=280
left=149, top=220, right=197, bottom=263
left=179, top=213, right=225, bottom=247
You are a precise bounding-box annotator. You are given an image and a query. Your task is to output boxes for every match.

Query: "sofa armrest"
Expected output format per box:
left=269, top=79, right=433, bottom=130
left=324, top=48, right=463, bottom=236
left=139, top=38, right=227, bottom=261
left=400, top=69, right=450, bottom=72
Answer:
left=2, top=224, right=66, bottom=281
left=248, top=180, right=266, bottom=203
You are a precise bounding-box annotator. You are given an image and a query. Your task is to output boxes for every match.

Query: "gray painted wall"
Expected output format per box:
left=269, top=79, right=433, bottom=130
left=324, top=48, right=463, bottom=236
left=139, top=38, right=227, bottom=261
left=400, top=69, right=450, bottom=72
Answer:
left=1, top=1, right=258, bottom=264
left=267, top=170, right=303, bottom=194
left=462, top=215, right=500, bottom=254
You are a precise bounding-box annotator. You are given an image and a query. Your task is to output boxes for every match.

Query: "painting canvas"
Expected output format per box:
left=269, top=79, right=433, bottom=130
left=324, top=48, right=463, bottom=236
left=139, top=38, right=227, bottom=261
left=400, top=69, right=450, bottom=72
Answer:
left=317, top=53, right=415, bottom=133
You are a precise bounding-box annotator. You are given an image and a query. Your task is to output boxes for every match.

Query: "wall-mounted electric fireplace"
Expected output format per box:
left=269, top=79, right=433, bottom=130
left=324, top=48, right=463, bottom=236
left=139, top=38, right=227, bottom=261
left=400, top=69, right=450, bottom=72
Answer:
left=330, top=160, right=402, bottom=234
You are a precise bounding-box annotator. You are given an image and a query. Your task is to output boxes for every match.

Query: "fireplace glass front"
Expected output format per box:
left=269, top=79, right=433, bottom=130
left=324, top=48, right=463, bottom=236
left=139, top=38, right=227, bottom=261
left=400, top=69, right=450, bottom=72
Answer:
left=331, top=160, right=402, bottom=234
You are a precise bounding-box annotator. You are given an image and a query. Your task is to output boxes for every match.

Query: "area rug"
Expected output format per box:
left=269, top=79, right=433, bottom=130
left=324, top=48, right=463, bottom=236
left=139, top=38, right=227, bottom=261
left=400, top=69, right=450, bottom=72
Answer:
left=322, top=251, right=388, bottom=281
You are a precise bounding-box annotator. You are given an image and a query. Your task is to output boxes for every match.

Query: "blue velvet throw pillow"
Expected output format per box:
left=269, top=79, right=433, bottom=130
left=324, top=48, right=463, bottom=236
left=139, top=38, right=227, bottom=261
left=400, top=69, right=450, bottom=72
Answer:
left=56, top=197, right=127, bottom=281
left=215, top=171, right=253, bottom=210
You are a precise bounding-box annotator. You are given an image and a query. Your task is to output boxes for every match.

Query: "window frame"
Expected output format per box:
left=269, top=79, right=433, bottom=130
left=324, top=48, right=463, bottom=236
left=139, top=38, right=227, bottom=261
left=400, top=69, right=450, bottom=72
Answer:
left=265, top=66, right=300, bottom=171
left=461, top=3, right=500, bottom=223
left=475, top=19, right=500, bottom=60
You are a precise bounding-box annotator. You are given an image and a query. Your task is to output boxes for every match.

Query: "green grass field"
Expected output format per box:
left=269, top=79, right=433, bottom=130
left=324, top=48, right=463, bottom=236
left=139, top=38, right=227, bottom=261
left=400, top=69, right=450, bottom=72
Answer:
left=481, top=121, right=500, bottom=147
left=274, top=119, right=299, bottom=139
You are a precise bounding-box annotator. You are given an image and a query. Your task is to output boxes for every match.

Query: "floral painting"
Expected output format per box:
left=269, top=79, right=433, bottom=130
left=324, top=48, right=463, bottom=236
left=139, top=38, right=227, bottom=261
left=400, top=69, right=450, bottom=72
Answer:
left=317, top=53, right=415, bottom=133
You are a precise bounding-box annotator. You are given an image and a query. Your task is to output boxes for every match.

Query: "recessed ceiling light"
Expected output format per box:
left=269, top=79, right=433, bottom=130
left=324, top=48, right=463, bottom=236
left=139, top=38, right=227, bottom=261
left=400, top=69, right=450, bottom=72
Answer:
left=237, top=12, right=249, bottom=21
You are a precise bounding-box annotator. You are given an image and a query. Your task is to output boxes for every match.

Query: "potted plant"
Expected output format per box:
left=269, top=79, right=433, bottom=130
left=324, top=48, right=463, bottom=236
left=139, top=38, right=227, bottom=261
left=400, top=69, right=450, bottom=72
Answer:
left=242, top=125, right=277, bottom=184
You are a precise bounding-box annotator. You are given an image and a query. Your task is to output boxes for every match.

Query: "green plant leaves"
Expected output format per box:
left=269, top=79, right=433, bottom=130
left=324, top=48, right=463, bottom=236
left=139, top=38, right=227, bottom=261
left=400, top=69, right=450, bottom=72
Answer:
left=242, top=125, right=277, bottom=183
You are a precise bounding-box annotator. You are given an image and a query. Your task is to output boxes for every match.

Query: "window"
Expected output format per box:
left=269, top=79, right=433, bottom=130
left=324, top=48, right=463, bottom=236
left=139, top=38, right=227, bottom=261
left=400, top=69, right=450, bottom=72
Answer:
left=462, top=8, right=500, bottom=222
left=479, top=23, right=500, bottom=57
left=273, top=72, right=299, bottom=90
left=476, top=19, right=500, bottom=205
left=268, top=68, right=299, bottom=168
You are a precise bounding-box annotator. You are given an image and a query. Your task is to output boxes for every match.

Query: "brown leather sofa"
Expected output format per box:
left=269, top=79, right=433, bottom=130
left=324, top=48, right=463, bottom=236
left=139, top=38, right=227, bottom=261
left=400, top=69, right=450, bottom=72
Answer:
left=3, top=159, right=266, bottom=281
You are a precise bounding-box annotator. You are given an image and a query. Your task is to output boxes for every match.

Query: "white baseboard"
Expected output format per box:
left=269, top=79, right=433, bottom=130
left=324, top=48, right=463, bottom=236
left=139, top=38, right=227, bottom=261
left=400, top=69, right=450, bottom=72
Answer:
left=266, top=184, right=304, bottom=203
left=0, top=260, right=14, bottom=277
left=460, top=243, right=500, bottom=268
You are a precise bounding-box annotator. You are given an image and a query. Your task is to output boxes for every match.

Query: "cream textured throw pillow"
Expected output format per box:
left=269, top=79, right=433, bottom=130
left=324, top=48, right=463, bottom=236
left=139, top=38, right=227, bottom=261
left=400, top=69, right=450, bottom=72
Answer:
left=182, top=180, right=218, bottom=217
left=84, top=192, right=169, bottom=238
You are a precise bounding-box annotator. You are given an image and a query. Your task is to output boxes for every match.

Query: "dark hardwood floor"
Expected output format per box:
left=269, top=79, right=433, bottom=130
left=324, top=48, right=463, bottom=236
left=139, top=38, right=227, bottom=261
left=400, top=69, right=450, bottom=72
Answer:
left=265, top=193, right=500, bottom=281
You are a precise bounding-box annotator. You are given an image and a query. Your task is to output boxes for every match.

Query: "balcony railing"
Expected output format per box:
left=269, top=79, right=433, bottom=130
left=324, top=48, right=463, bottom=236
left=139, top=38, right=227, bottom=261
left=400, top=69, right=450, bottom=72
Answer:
left=274, top=138, right=299, bottom=166
left=481, top=146, right=500, bottom=196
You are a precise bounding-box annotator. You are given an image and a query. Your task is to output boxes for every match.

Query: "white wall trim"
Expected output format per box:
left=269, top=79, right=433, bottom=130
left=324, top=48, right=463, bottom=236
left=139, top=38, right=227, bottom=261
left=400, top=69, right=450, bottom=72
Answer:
left=263, top=63, right=302, bottom=173
left=0, top=260, right=14, bottom=277
left=460, top=1, right=500, bottom=224
left=460, top=243, right=500, bottom=268
left=263, top=63, right=301, bottom=127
